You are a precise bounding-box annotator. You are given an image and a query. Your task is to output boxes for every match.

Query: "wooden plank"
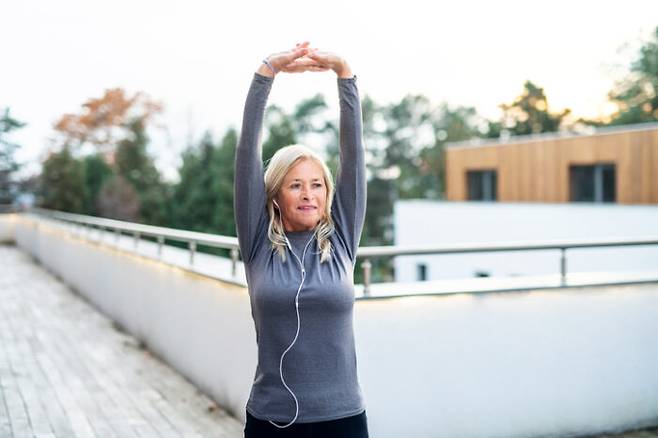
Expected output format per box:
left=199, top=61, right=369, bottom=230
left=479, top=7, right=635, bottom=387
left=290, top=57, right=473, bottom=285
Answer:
left=0, top=245, right=243, bottom=438
left=445, top=127, right=658, bottom=204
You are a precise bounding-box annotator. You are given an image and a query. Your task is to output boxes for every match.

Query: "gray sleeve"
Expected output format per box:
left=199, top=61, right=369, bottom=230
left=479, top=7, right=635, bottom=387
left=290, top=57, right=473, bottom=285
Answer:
left=331, top=76, right=367, bottom=262
left=234, top=73, right=274, bottom=263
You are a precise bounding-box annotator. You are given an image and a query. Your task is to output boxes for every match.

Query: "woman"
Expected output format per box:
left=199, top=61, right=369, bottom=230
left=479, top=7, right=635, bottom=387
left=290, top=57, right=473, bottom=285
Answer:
left=234, top=42, right=369, bottom=438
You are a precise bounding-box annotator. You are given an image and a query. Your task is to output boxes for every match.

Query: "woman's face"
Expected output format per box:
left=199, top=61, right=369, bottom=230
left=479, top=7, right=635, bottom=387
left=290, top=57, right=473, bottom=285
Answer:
left=275, top=158, right=327, bottom=232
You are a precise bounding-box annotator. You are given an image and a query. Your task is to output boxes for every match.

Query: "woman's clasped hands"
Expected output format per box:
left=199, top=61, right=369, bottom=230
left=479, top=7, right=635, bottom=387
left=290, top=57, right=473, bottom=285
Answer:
left=264, top=41, right=352, bottom=78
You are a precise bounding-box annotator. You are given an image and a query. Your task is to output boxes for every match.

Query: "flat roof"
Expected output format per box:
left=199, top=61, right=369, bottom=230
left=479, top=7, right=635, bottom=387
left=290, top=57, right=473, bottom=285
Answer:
left=445, top=121, right=658, bottom=150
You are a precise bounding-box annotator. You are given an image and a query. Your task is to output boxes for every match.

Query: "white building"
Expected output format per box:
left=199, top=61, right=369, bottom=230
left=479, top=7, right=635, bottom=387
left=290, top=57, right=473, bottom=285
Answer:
left=393, top=200, right=658, bottom=283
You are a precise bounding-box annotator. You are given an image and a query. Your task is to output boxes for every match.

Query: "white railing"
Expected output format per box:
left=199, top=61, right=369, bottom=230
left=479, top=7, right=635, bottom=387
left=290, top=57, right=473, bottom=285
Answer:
left=17, top=207, right=658, bottom=296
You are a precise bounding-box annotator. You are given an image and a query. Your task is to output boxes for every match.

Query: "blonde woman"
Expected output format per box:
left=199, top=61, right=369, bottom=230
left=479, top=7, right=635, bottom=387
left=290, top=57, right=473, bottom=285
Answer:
left=234, top=42, right=369, bottom=437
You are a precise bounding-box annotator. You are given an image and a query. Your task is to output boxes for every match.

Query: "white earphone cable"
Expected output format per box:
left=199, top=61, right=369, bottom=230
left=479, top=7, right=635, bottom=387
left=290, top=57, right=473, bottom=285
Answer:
left=268, top=231, right=315, bottom=428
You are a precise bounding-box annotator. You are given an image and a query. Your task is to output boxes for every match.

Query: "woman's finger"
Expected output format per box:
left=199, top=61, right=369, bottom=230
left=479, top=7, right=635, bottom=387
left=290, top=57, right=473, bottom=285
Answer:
left=281, top=61, right=322, bottom=72
left=280, top=58, right=328, bottom=73
left=291, top=57, right=322, bottom=66
left=289, top=47, right=309, bottom=60
left=292, top=41, right=310, bottom=51
left=306, top=50, right=329, bottom=62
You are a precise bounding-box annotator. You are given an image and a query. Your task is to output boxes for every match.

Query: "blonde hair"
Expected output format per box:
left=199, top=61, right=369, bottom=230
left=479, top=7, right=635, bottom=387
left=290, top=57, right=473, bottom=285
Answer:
left=264, top=144, right=335, bottom=263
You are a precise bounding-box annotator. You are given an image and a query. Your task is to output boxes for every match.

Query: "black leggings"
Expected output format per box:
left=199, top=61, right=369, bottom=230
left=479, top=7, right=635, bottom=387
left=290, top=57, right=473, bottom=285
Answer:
left=244, top=409, right=369, bottom=438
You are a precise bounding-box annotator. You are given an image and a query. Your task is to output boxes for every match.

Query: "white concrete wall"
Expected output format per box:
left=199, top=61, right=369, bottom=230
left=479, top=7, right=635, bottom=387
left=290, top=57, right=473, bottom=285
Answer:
left=394, top=201, right=658, bottom=283
left=10, top=216, right=254, bottom=421
left=0, top=213, right=17, bottom=243
left=4, top=213, right=658, bottom=437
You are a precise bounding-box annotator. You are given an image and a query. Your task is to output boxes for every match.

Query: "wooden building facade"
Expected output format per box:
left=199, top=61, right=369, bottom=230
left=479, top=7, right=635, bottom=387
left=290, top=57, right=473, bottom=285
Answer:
left=444, top=122, right=658, bottom=204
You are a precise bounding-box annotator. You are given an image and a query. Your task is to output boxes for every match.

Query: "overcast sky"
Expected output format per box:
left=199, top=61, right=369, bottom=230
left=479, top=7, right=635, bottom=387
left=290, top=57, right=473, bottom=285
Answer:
left=2, top=0, right=657, bottom=181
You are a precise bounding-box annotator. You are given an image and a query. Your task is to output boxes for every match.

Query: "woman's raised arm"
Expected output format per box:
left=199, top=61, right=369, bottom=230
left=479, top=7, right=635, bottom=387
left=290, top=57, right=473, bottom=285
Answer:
left=306, top=50, right=366, bottom=262
left=234, top=43, right=327, bottom=262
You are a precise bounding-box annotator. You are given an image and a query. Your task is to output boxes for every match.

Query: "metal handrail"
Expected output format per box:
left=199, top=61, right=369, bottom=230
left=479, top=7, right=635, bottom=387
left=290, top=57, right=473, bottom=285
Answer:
left=25, top=208, right=658, bottom=296
left=29, top=208, right=241, bottom=277
left=356, top=236, right=658, bottom=295
left=356, top=236, right=658, bottom=257
left=0, top=204, right=21, bottom=214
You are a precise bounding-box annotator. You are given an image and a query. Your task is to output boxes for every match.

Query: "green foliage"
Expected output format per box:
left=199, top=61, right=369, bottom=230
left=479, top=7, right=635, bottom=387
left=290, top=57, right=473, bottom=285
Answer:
left=427, top=104, right=480, bottom=197
left=382, top=95, right=438, bottom=199
left=82, top=153, right=113, bottom=215
left=262, top=95, right=332, bottom=165
left=114, top=119, right=169, bottom=225
left=211, top=128, right=239, bottom=237
left=293, top=93, right=330, bottom=135
left=39, top=146, right=87, bottom=213
left=167, top=128, right=237, bottom=257
left=357, top=95, right=480, bottom=248
left=96, top=174, right=140, bottom=221
left=606, top=26, right=658, bottom=125
left=171, top=132, right=221, bottom=233
left=0, top=108, right=25, bottom=204
left=262, top=105, right=298, bottom=165
left=485, top=80, right=569, bottom=138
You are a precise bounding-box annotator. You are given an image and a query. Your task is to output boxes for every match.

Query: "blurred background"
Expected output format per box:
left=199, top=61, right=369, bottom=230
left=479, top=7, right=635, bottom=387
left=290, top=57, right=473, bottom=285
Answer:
left=2, top=2, right=658, bottom=437
left=2, top=1, right=657, bottom=249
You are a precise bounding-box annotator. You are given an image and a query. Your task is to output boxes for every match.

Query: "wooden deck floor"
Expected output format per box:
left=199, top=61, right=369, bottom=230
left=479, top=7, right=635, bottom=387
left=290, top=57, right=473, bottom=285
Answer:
left=0, top=245, right=243, bottom=438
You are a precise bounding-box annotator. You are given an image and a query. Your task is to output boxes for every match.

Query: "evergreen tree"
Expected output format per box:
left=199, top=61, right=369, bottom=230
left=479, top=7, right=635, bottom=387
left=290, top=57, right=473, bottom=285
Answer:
left=424, top=104, right=480, bottom=198
left=171, top=131, right=218, bottom=232
left=606, top=26, right=658, bottom=125
left=211, top=128, right=238, bottom=237
left=115, top=119, right=168, bottom=225
left=96, top=175, right=140, bottom=221
left=262, top=105, right=298, bottom=165
left=0, top=108, right=25, bottom=204
left=82, top=153, right=113, bottom=215
left=485, top=81, right=570, bottom=138
left=39, top=146, right=87, bottom=213
left=49, top=88, right=166, bottom=223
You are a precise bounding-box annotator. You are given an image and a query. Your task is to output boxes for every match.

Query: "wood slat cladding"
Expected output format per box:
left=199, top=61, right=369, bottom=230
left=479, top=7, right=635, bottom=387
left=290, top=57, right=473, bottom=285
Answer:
left=445, top=125, right=658, bottom=204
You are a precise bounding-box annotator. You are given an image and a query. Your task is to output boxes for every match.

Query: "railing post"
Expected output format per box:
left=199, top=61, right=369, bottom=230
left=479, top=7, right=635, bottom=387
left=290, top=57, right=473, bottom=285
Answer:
left=157, top=235, right=164, bottom=258
left=189, top=241, right=196, bottom=266
left=230, top=247, right=239, bottom=278
left=560, top=247, right=567, bottom=287
left=362, top=258, right=372, bottom=297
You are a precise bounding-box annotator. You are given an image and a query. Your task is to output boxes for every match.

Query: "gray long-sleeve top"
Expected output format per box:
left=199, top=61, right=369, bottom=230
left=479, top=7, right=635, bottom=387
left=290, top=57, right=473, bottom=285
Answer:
left=234, top=72, right=367, bottom=423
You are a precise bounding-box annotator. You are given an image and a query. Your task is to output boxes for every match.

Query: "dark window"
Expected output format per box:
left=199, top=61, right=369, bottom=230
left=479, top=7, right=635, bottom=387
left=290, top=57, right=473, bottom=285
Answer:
left=601, top=165, right=616, bottom=202
left=467, top=170, right=497, bottom=201
left=569, top=164, right=616, bottom=202
left=416, top=263, right=428, bottom=281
